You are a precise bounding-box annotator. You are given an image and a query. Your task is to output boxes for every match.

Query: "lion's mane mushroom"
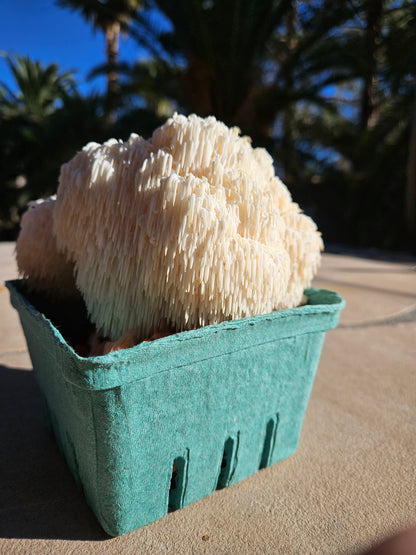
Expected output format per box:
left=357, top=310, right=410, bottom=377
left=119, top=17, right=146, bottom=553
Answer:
left=52, top=114, right=323, bottom=343
left=15, top=196, right=78, bottom=297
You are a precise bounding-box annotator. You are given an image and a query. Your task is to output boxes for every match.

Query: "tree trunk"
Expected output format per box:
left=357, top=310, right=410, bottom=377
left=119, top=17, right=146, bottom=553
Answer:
left=360, top=0, right=383, bottom=130
left=106, top=21, right=121, bottom=98
left=282, top=0, right=297, bottom=185
left=182, top=58, right=213, bottom=117
left=406, top=94, right=416, bottom=238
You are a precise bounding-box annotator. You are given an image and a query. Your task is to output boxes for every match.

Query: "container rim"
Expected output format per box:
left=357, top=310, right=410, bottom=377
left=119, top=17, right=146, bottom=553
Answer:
left=6, top=279, right=345, bottom=390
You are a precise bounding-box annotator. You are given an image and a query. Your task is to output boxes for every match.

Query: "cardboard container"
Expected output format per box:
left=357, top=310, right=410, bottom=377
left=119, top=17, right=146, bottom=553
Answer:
left=7, top=280, right=344, bottom=536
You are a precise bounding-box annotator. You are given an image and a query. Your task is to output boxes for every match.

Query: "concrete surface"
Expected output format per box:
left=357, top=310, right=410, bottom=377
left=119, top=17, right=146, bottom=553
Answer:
left=0, top=242, right=415, bottom=554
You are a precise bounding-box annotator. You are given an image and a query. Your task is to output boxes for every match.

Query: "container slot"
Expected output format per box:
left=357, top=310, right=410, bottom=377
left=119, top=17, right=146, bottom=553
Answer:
left=39, top=392, right=52, bottom=431
left=48, top=408, right=64, bottom=453
left=216, top=434, right=239, bottom=489
left=168, top=451, right=189, bottom=511
left=259, top=413, right=279, bottom=469
left=65, top=432, right=82, bottom=489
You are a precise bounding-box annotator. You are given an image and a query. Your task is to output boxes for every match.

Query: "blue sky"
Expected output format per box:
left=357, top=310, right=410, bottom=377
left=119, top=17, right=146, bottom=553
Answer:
left=0, top=0, right=148, bottom=95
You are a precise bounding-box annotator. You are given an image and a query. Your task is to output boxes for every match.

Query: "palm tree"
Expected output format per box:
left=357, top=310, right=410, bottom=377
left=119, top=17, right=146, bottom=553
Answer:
left=0, top=54, right=76, bottom=238
left=56, top=0, right=143, bottom=97
left=0, top=53, right=76, bottom=121
left=358, top=0, right=384, bottom=130
left=146, top=0, right=293, bottom=127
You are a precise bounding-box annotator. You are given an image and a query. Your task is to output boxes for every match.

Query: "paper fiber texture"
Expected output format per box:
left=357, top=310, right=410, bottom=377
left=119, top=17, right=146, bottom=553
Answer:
left=7, top=280, right=344, bottom=536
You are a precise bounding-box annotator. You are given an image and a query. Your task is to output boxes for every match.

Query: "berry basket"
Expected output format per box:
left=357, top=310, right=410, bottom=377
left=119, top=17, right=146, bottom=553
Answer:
left=7, top=280, right=344, bottom=537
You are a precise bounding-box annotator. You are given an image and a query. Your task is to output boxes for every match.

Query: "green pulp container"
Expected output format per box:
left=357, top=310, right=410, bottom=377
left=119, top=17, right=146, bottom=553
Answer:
left=7, top=280, right=344, bottom=536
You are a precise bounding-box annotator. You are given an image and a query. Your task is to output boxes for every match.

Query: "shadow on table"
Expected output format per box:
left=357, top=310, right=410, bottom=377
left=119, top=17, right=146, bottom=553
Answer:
left=0, top=364, right=109, bottom=541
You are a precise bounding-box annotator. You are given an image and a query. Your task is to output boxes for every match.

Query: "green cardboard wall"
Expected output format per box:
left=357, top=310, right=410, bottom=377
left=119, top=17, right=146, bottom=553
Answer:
left=7, top=280, right=344, bottom=536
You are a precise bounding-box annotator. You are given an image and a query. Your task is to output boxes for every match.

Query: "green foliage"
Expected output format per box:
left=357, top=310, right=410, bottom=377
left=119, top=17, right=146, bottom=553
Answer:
left=56, top=0, right=144, bottom=31
left=0, top=53, right=157, bottom=239
left=0, top=0, right=415, bottom=252
left=144, top=0, right=293, bottom=125
left=0, top=55, right=74, bottom=237
left=0, top=53, right=76, bottom=120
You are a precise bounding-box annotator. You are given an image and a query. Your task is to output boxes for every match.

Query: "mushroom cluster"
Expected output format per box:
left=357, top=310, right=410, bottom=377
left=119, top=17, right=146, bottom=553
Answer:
left=15, top=196, right=77, bottom=298
left=16, top=114, right=323, bottom=344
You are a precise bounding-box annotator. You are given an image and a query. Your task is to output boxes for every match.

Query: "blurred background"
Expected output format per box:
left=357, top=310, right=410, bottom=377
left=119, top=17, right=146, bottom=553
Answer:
left=1, top=0, right=415, bottom=254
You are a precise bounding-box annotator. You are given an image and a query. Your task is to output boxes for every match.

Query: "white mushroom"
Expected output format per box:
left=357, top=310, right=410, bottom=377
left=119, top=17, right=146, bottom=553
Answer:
left=52, top=114, right=323, bottom=341
left=15, top=196, right=78, bottom=297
